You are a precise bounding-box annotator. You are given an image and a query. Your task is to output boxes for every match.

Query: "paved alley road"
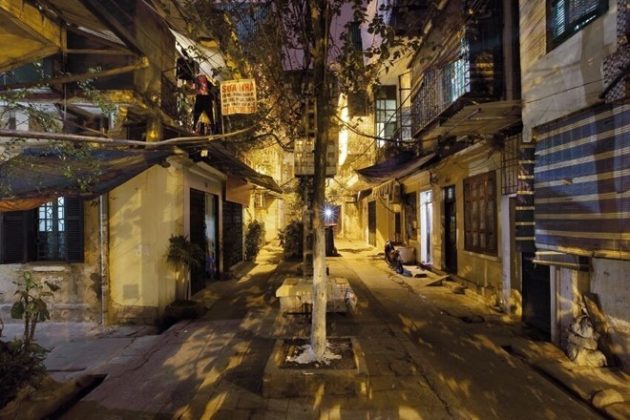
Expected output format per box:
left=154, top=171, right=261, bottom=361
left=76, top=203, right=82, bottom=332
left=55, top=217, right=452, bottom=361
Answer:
left=60, top=242, right=601, bottom=419
left=330, top=247, right=601, bottom=419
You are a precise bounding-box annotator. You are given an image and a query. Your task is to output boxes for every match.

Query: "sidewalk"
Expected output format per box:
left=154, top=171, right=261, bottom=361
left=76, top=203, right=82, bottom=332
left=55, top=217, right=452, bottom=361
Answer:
left=343, top=239, right=630, bottom=420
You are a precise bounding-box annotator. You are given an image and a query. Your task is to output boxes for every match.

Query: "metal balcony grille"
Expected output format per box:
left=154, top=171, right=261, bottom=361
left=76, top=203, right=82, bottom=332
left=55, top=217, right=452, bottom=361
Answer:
left=501, top=132, right=521, bottom=195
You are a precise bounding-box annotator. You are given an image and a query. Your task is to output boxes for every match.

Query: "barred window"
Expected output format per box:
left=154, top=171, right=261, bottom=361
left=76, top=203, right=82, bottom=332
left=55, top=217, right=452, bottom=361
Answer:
left=0, top=197, right=83, bottom=263
left=464, top=171, right=497, bottom=255
left=375, top=85, right=397, bottom=147
left=501, top=132, right=521, bottom=195
left=548, top=0, right=608, bottom=49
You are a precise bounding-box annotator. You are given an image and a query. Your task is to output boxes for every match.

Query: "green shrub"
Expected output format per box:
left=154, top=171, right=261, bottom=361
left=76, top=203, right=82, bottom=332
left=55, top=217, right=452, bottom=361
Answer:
left=0, top=340, right=47, bottom=408
left=279, top=220, right=303, bottom=260
left=245, top=220, right=265, bottom=261
left=166, top=235, right=205, bottom=271
left=0, top=271, right=56, bottom=409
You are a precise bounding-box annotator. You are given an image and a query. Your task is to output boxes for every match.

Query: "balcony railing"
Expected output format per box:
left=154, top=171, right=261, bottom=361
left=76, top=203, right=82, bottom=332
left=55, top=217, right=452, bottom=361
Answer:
left=411, top=54, right=471, bottom=136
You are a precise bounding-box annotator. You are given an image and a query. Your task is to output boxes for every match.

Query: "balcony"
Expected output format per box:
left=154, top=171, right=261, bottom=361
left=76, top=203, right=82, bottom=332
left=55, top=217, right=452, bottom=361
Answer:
left=410, top=11, right=520, bottom=145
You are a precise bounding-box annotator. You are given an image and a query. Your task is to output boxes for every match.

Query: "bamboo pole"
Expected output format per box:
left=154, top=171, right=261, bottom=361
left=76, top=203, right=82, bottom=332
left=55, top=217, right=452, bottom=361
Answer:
left=0, top=125, right=256, bottom=148
left=0, top=59, right=149, bottom=91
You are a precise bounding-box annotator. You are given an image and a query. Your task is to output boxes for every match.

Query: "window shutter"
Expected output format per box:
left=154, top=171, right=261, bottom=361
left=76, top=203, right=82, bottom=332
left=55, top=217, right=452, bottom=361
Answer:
left=1, top=211, right=26, bottom=263
left=64, top=197, right=84, bottom=262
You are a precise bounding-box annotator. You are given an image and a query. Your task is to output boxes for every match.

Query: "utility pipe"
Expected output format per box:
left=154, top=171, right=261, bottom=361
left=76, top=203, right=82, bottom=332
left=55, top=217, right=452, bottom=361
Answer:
left=99, top=193, right=109, bottom=327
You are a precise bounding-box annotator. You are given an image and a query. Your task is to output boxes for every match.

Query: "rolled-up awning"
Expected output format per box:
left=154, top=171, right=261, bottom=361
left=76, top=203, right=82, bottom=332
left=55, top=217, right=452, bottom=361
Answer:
left=0, top=147, right=171, bottom=211
left=355, top=152, right=437, bottom=184
left=533, top=251, right=590, bottom=271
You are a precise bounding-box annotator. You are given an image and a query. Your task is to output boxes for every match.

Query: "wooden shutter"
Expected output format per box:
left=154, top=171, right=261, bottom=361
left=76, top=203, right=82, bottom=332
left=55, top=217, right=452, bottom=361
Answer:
left=64, top=197, right=84, bottom=262
left=1, top=211, right=26, bottom=263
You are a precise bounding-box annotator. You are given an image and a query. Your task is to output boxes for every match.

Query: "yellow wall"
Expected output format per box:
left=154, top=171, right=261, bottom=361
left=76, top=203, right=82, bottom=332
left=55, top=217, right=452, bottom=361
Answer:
left=108, top=164, right=183, bottom=323
left=374, top=198, right=395, bottom=250
left=432, top=146, right=504, bottom=294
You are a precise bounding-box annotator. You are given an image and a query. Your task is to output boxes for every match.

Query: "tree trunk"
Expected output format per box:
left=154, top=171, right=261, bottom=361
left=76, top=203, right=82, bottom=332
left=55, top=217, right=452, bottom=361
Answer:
left=310, top=0, right=330, bottom=359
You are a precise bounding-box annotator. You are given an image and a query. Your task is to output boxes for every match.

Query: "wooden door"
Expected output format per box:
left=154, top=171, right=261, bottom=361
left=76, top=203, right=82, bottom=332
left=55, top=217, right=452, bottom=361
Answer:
left=443, top=186, right=457, bottom=273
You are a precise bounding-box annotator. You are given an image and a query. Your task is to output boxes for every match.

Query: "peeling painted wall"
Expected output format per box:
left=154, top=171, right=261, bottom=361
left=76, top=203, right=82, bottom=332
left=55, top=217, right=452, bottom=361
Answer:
left=591, top=258, right=630, bottom=369
left=0, top=199, right=101, bottom=323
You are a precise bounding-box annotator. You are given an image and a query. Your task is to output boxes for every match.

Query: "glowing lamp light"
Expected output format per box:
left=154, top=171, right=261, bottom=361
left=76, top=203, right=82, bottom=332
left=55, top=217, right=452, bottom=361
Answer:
left=324, top=207, right=334, bottom=220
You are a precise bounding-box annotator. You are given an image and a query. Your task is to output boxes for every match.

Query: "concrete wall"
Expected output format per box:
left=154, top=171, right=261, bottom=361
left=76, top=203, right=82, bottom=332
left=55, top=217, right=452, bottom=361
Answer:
left=591, top=258, right=630, bottom=369
left=550, top=267, right=589, bottom=347
left=341, top=201, right=362, bottom=241
left=520, top=0, right=618, bottom=142
left=108, top=164, right=183, bottom=324
left=0, top=199, right=101, bottom=323
left=375, top=198, right=395, bottom=251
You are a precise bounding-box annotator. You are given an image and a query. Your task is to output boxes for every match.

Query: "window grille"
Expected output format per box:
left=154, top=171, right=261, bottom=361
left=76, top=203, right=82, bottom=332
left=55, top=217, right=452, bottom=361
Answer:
left=501, top=132, right=521, bottom=195
left=442, top=41, right=470, bottom=105
left=0, top=197, right=83, bottom=263
left=375, top=86, right=397, bottom=147
left=549, top=0, right=608, bottom=48
left=38, top=197, right=66, bottom=260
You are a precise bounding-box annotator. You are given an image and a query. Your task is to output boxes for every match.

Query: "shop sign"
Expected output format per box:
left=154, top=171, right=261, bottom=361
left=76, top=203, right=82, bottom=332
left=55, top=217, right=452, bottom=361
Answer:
left=220, top=79, right=257, bottom=115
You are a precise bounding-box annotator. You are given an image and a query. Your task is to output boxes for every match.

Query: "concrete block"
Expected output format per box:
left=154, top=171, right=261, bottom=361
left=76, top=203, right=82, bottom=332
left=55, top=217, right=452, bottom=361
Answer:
left=276, top=277, right=355, bottom=313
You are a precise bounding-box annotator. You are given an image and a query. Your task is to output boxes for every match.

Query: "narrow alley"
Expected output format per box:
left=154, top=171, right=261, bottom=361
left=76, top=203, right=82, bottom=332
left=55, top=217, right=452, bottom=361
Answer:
left=50, top=242, right=606, bottom=419
left=1, top=0, right=629, bottom=419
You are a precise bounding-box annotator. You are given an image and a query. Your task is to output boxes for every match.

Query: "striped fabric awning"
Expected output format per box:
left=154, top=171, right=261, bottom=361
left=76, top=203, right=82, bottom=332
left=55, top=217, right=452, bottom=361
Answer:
left=532, top=102, right=630, bottom=259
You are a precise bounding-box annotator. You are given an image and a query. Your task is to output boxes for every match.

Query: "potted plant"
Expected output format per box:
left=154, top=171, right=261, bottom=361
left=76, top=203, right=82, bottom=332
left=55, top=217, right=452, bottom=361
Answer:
left=164, top=235, right=206, bottom=324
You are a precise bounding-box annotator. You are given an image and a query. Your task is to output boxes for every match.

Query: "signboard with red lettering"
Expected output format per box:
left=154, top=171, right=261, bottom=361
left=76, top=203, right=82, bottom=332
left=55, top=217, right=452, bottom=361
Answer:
left=220, top=79, right=257, bottom=115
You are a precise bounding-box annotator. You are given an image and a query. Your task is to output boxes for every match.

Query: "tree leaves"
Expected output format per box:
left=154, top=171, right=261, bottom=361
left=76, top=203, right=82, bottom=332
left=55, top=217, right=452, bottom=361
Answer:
left=10, top=301, right=24, bottom=319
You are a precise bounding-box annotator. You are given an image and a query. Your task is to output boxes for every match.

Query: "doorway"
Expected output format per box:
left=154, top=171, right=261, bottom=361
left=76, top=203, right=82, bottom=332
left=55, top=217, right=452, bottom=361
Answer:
left=189, top=189, right=206, bottom=295
left=522, top=252, right=551, bottom=339
left=443, top=185, right=457, bottom=273
left=190, top=189, right=220, bottom=294
left=368, top=200, right=376, bottom=246
left=420, top=190, right=433, bottom=264
left=205, top=193, right=219, bottom=280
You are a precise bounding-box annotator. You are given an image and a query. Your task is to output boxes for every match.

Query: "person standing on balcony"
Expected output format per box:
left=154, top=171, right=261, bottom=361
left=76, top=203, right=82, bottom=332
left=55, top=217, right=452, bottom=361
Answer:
left=193, top=74, right=217, bottom=135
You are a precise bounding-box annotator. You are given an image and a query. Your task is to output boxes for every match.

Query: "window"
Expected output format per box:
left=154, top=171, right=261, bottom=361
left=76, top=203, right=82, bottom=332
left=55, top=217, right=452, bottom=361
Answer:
left=501, top=132, right=521, bottom=195
left=548, top=0, right=608, bottom=49
left=464, top=171, right=497, bottom=255
left=0, top=197, right=83, bottom=263
left=38, top=198, right=66, bottom=260
left=375, top=85, right=397, bottom=147
left=349, top=21, right=363, bottom=52
left=442, top=40, right=470, bottom=105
